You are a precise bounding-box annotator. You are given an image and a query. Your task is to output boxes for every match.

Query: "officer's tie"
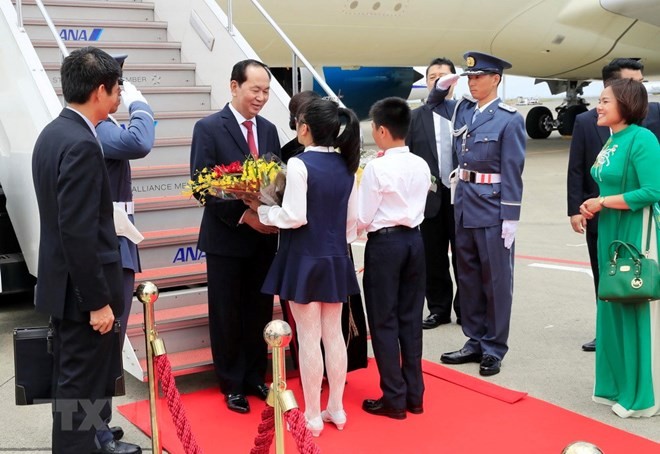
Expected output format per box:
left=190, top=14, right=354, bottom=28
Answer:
left=242, top=120, right=259, bottom=159
left=471, top=108, right=481, bottom=125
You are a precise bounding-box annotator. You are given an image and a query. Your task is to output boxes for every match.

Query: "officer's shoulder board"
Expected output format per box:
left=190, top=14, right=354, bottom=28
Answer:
left=498, top=102, right=517, bottom=113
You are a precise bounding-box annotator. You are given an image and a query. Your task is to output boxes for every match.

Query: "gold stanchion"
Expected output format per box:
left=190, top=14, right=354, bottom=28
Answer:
left=263, top=320, right=297, bottom=454
left=136, top=281, right=165, bottom=454
left=561, top=441, right=604, bottom=454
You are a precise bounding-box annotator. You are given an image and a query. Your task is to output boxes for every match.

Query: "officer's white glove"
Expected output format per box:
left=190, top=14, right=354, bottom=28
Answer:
left=501, top=220, right=518, bottom=249
left=121, top=80, right=148, bottom=109
left=435, top=73, right=460, bottom=91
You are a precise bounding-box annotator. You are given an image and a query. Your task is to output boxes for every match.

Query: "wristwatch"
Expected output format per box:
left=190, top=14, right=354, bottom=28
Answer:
left=599, top=196, right=606, bottom=207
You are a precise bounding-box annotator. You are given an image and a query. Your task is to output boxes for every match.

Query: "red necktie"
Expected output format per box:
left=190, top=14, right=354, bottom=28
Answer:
left=243, top=120, right=258, bottom=159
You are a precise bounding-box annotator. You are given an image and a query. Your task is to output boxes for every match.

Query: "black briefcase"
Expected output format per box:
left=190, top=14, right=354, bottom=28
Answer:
left=13, top=325, right=53, bottom=405
left=13, top=322, right=125, bottom=405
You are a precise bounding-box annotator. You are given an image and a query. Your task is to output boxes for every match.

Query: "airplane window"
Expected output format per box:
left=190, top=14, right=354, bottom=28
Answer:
left=373, top=2, right=381, bottom=10
left=350, top=1, right=358, bottom=9
left=394, top=3, right=402, bottom=11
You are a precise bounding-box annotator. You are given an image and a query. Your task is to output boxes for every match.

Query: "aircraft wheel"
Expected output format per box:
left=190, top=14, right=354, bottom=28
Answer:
left=525, top=106, right=553, bottom=139
left=557, top=105, right=588, bottom=136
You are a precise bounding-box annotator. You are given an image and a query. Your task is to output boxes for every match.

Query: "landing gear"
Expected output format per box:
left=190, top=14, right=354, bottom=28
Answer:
left=526, top=106, right=553, bottom=139
left=557, top=104, right=588, bottom=136
left=524, top=79, right=591, bottom=139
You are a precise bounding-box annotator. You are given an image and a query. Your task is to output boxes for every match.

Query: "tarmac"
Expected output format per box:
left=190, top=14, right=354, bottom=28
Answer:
left=1, top=99, right=660, bottom=452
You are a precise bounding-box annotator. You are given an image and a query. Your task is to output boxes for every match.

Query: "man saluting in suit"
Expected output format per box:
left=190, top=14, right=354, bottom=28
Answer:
left=190, top=59, right=280, bottom=414
left=31, top=47, right=126, bottom=454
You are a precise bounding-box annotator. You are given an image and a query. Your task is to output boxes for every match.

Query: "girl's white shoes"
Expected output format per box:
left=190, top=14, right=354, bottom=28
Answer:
left=306, top=409, right=347, bottom=437
left=306, top=415, right=324, bottom=437
left=321, top=409, right=347, bottom=430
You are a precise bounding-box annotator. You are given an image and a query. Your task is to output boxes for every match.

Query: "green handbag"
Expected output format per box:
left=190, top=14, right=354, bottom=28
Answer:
left=598, top=236, right=660, bottom=304
left=596, top=130, right=660, bottom=304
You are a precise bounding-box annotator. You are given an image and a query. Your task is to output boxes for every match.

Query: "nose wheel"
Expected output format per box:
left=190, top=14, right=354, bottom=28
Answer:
left=525, top=106, right=554, bottom=139
left=525, top=104, right=588, bottom=139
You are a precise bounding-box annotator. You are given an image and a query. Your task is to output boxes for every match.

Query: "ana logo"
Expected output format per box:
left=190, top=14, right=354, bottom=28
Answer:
left=59, top=28, right=103, bottom=41
left=173, top=247, right=206, bottom=263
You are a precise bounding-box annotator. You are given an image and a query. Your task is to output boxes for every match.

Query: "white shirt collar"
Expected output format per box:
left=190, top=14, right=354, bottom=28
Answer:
left=228, top=103, right=253, bottom=127
left=476, top=98, right=498, bottom=113
left=381, top=145, right=409, bottom=156
left=66, top=106, right=98, bottom=138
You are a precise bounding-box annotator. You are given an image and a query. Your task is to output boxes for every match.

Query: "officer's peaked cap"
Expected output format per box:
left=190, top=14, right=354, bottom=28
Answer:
left=461, top=51, right=512, bottom=76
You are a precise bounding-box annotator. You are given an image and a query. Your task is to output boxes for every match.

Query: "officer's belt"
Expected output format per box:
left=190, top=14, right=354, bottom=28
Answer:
left=457, top=169, right=501, bottom=184
left=113, top=201, right=135, bottom=215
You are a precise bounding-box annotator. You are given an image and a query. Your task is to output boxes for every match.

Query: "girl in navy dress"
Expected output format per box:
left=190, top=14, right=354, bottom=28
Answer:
left=248, top=98, right=361, bottom=436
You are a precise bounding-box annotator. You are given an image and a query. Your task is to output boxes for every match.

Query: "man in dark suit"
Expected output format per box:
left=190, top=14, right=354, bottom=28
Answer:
left=407, top=57, right=461, bottom=329
left=567, top=58, right=660, bottom=352
left=31, top=47, right=129, bottom=454
left=190, top=59, right=280, bottom=414
left=94, top=57, right=154, bottom=453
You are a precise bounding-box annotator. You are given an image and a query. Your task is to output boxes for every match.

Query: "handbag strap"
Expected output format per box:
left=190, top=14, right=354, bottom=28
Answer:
left=643, top=206, right=653, bottom=256
left=609, top=239, right=644, bottom=261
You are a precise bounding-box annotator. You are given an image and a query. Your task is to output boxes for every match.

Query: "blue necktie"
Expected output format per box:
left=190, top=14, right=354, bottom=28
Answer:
left=471, top=108, right=481, bottom=124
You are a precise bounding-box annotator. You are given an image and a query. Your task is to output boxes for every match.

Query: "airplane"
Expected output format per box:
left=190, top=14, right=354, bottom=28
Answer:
left=647, top=82, right=660, bottom=95
left=217, top=0, right=660, bottom=139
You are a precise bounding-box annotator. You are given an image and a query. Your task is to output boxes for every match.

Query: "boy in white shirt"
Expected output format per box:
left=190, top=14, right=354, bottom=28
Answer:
left=358, top=97, right=431, bottom=419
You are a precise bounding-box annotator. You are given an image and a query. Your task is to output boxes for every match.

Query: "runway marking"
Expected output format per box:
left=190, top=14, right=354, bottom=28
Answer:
left=528, top=263, right=593, bottom=276
left=517, top=254, right=590, bottom=266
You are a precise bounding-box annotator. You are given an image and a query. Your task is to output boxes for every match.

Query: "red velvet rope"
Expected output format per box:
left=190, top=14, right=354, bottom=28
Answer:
left=284, top=409, right=321, bottom=454
left=155, top=354, right=204, bottom=454
left=250, top=406, right=275, bottom=454
left=250, top=407, right=321, bottom=454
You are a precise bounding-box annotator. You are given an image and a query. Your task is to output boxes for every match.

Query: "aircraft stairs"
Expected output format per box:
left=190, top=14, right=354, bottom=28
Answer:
left=8, top=0, right=298, bottom=381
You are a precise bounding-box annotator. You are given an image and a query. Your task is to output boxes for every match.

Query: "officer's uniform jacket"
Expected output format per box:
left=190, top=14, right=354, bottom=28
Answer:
left=428, top=89, right=526, bottom=228
left=97, top=100, right=155, bottom=271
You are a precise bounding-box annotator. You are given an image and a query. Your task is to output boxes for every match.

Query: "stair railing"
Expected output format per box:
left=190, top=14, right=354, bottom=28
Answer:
left=227, top=0, right=344, bottom=106
left=15, top=0, right=69, bottom=58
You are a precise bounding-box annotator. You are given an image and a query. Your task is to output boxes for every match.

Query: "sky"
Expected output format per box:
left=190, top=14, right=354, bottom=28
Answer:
left=411, top=67, right=605, bottom=101
left=412, top=68, right=660, bottom=102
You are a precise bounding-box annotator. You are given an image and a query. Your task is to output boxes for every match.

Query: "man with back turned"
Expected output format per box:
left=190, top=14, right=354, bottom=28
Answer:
left=31, top=46, right=129, bottom=454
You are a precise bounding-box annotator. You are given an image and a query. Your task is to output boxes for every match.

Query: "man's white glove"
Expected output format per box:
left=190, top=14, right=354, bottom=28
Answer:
left=435, top=73, right=461, bottom=91
left=121, top=80, right=148, bottom=109
left=501, top=220, right=518, bottom=249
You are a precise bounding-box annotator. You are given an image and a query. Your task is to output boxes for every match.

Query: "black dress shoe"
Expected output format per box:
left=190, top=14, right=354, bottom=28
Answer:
left=422, top=314, right=451, bottom=329
left=440, top=348, right=482, bottom=364
left=246, top=384, right=270, bottom=401
left=92, top=440, right=142, bottom=454
left=407, top=403, right=424, bottom=414
left=362, top=398, right=406, bottom=420
left=110, top=426, right=124, bottom=441
left=225, top=393, right=250, bottom=413
left=582, top=339, right=596, bottom=352
left=479, top=355, right=501, bottom=376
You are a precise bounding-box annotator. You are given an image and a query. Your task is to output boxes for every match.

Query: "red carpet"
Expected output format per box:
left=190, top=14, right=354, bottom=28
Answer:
left=118, top=359, right=658, bottom=453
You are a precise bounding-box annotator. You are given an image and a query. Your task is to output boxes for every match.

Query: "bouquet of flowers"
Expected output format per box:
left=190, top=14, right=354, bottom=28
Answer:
left=184, top=154, right=285, bottom=206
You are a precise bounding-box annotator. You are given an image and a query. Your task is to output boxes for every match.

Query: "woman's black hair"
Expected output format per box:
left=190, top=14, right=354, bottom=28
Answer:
left=288, top=90, right=322, bottom=130
left=298, top=98, right=361, bottom=173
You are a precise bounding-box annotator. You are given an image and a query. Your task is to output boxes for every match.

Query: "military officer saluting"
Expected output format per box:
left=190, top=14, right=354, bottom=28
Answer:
left=427, top=51, right=526, bottom=376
